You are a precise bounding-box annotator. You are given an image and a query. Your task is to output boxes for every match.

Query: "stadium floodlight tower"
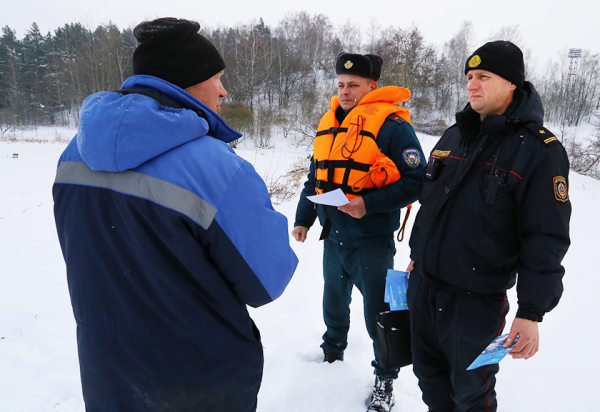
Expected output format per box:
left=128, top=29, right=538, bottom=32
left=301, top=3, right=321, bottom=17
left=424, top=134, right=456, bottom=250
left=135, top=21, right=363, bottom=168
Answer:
left=568, top=48, right=582, bottom=77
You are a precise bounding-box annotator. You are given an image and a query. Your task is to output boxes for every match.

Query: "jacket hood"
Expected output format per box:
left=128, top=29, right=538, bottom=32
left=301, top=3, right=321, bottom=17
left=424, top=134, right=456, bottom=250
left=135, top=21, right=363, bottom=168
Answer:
left=77, top=75, right=241, bottom=172
left=506, top=82, right=544, bottom=125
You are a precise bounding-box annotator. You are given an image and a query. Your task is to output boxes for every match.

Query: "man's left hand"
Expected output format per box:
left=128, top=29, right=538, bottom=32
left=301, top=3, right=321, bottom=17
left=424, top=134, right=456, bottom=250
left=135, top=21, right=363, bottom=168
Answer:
left=503, top=318, right=539, bottom=359
left=338, top=197, right=366, bottom=219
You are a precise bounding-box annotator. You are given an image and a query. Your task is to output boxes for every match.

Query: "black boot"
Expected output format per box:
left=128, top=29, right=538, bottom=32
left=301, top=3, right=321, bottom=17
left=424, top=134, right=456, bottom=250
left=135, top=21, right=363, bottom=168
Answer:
left=323, top=349, right=344, bottom=363
left=366, top=376, right=394, bottom=412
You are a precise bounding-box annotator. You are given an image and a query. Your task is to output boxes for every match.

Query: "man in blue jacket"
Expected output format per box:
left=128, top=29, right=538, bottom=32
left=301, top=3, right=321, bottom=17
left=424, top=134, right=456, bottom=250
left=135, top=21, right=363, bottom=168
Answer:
left=292, top=53, right=424, bottom=412
left=53, top=18, right=298, bottom=412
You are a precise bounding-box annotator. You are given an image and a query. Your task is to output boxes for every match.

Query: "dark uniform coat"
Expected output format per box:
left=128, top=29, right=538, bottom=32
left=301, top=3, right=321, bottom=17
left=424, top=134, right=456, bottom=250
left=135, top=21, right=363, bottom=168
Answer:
left=407, top=82, right=571, bottom=411
left=409, top=82, right=571, bottom=321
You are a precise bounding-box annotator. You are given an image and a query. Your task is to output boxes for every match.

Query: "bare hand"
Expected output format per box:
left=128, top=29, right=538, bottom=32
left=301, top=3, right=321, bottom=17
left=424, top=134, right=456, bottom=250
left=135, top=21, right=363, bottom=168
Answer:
left=503, top=318, right=540, bottom=359
left=406, top=260, right=415, bottom=273
left=338, top=197, right=366, bottom=219
left=292, top=226, right=308, bottom=243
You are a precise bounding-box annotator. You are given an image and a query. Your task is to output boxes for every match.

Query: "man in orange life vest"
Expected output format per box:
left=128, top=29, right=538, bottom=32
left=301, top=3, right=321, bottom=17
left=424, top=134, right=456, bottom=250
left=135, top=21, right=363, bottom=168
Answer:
left=292, top=53, right=425, bottom=412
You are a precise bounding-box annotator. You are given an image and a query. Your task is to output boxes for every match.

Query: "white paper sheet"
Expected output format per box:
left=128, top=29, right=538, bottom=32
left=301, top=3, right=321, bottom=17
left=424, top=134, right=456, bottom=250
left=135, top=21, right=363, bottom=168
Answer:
left=306, top=189, right=350, bottom=207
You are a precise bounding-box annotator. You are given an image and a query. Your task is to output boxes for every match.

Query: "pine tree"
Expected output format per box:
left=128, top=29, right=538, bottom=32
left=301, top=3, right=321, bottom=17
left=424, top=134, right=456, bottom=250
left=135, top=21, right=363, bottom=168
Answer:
left=21, top=22, right=50, bottom=124
left=0, top=26, right=24, bottom=126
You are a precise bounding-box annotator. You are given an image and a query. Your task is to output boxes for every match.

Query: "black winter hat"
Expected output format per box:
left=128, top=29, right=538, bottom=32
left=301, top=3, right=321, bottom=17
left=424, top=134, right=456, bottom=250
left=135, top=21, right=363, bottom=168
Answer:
left=464, top=41, right=525, bottom=87
left=335, top=53, right=383, bottom=81
left=133, top=18, right=226, bottom=89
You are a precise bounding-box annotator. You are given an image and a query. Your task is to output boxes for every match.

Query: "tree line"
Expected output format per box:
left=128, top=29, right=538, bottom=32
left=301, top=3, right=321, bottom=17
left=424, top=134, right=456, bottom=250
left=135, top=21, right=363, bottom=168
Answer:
left=1, top=14, right=599, bottom=177
left=0, top=22, right=136, bottom=128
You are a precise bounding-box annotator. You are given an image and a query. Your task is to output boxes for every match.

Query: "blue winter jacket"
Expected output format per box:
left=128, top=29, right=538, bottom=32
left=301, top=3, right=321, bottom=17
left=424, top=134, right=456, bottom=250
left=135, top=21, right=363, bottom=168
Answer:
left=53, top=75, right=298, bottom=412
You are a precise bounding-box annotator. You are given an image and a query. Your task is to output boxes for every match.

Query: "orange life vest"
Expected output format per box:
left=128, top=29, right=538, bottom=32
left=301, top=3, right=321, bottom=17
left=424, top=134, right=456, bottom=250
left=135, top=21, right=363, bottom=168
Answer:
left=313, top=86, right=411, bottom=200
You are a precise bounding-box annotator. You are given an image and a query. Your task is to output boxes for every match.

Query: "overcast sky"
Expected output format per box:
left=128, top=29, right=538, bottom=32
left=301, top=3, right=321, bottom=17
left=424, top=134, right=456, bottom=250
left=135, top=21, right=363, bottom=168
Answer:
left=3, top=0, right=598, bottom=66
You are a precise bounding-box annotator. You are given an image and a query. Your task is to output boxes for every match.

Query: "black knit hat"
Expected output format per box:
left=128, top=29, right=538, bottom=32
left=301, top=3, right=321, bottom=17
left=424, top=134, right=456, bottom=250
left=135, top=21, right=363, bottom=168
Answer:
left=335, top=53, right=383, bottom=81
left=464, top=41, right=525, bottom=87
left=133, top=18, right=226, bottom=89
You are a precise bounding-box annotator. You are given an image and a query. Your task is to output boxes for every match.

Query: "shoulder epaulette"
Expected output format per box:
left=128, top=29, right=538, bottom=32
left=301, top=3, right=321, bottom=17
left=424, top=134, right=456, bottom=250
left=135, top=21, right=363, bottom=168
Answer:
left=525, top=124, right=560, bottom=147
left=387, top=113, right=406, bottom=125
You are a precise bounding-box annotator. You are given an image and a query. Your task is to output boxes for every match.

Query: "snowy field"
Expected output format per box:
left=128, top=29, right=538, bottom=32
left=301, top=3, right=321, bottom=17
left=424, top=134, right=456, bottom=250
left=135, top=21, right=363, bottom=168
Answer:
left=0, top=127, right=597, bottom=411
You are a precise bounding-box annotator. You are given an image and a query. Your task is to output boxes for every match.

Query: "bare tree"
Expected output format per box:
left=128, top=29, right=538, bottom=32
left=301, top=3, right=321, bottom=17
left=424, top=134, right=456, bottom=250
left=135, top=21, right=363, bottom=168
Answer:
left=486, top=25, right=523, bottom=45
left=440, top=21, right=474, bottom=118
left=334, top=20, right=362, bottom=54
left=541, top=49, right=600, bottom=127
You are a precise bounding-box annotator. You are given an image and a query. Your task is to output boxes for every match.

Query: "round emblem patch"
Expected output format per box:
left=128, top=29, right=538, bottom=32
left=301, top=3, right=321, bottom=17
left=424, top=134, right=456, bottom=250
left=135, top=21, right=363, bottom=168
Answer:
left=554, top=176, right=568, bottom=202
left=344, top=60, right=354, bottom=69
left=403, top=149, right=421, bottom=169
left=468, top=55, right=481, bottom=68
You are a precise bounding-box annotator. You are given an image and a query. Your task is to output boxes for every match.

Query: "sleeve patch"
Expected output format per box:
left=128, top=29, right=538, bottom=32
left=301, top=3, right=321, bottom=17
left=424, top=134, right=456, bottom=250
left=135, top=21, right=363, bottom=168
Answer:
left=403, top=149, right=421, bottom=168
left=553, top=176, right=568, bottom=202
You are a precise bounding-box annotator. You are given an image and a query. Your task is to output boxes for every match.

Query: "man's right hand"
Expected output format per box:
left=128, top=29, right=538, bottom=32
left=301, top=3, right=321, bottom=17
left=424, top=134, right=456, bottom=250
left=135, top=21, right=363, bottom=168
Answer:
left=292, top=226, right=308, bottom=243
left=406, top=260, right=415, bottom=273
left=504, top=318, right=540, bottom=359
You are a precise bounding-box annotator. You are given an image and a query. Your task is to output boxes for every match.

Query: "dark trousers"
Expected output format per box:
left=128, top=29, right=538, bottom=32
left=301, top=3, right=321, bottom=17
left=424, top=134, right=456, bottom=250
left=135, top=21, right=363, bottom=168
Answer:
left=321, top=237, right=399, bottom=379
left=407, top=270, right=509, bottom=412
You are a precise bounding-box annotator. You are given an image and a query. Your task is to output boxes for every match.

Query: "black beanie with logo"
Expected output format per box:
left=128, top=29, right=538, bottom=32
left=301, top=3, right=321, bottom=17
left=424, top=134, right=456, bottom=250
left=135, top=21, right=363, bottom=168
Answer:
left=464, top=41, right=525, bottom=87
left=335, top=53, right=383, bottom=81
left=132, top=18, right=226, bottom=89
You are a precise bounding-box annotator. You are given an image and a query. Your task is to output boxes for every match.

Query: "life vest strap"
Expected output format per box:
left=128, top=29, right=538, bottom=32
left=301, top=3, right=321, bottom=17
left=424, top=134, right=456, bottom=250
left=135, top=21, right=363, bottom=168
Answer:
left=315, top=159, right=371, bottom=172
left=396, top=204, right=412, bottom=242
left=315, top=127, right=348, bottom=136
left=315, top=127, right=375, bottom=140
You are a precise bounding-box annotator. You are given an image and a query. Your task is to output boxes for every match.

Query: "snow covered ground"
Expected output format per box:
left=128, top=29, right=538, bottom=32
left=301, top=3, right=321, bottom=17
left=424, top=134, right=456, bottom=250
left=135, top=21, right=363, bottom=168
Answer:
left=0, top=127, right=597, bottom=411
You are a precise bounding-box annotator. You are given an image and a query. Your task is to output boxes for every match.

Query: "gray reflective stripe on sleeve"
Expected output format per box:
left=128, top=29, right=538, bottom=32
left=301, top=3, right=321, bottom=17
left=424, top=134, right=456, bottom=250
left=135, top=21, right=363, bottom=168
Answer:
left=55, top=161, right=217, bottom=229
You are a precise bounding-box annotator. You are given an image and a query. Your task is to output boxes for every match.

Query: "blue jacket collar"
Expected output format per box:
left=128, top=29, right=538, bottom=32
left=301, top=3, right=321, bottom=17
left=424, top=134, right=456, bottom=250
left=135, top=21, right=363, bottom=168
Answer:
left=121, top=75, right=242, bottom=144
left=76, top=75, right=241, bottom=172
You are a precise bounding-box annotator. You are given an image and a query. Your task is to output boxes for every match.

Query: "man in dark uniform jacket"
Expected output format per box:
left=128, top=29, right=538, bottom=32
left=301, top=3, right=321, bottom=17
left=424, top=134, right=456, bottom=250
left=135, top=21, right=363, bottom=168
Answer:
left=407, top=41, right=571, bottom=411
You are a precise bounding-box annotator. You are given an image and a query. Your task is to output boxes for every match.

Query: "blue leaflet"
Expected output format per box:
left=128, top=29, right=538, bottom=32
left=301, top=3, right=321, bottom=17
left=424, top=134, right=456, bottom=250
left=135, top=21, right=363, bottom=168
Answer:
left=467, top=334, right=520, bottom=370
left=384, top=269, right=409, bottom=311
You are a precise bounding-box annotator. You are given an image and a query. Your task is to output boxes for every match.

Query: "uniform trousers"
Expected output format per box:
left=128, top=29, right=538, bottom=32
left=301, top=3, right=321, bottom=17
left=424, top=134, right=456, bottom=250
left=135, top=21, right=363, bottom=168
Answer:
left=408, top=270, right=509, bottom=412
left=320, top=237, right=399, bottom=379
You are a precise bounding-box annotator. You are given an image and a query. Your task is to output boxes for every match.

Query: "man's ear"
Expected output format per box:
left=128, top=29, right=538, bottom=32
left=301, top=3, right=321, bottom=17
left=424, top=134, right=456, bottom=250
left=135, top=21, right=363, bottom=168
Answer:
left=370, top=81, right=378, bottom=91
left=509, top=83, right=517, bottom=92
